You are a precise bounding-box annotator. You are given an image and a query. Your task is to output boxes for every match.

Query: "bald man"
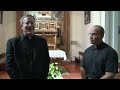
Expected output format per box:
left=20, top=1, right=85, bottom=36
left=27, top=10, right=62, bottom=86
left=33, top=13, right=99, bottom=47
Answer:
left=80, top=25, right=118, bottom=79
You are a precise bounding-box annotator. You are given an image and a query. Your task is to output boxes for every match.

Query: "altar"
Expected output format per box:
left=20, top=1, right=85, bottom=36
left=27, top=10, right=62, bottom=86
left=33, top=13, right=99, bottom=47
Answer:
left=49, top=50, right=67, bottom=60
left=49, top=50, right=67, bottom=65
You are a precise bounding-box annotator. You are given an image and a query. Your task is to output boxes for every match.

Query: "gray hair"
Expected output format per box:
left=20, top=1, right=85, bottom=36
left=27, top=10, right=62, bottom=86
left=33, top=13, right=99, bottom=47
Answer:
left=20, top=14, right=35, bottom=25
left=92, top=25, right=105, bottom=37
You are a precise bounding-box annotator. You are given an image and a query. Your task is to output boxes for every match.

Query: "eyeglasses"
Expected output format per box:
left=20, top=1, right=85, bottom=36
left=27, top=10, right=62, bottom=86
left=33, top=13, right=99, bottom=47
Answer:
left=88, top=33, right=98, bottom=37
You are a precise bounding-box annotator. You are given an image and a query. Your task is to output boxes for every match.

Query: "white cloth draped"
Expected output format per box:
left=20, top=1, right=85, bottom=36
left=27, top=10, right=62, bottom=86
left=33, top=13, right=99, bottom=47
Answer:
left=49, top=50, right=67, bottom=60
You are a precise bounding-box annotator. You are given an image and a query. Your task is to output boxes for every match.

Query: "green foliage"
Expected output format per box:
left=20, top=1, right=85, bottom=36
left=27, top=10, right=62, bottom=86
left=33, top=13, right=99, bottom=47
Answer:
left=47, top=62, right=62, bottom=79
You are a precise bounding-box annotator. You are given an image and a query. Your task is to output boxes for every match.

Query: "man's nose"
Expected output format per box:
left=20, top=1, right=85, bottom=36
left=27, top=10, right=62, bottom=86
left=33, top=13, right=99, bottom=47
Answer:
left=90, top=35, right=93, bottom=39
left=28, top=23, right=32, bottom=26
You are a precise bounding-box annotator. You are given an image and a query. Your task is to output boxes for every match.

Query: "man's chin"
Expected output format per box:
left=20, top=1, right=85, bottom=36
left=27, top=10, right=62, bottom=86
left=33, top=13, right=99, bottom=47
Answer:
left=90, top=41, right=94, bottom=44
left=26, top=32, right=33, bottom=36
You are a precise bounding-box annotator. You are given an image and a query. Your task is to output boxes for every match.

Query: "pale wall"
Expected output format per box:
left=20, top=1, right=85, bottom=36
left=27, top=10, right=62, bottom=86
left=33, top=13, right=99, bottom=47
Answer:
left=0, top=11, right=16, bottom=54
left=70, top=11, right=86, bottom=60
left=0, top=22, right=4, bottom=54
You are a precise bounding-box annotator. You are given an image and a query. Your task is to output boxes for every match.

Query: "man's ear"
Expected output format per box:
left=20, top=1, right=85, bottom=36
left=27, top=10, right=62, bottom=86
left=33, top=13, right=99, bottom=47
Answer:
left=102, top=34, right=104, bottom=38
left=21, top=24, right=23, bottom=29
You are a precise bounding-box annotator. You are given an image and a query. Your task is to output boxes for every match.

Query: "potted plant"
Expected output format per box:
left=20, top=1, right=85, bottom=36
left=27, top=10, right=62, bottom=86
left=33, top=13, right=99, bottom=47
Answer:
left=47, top=62, right=62, bottom=79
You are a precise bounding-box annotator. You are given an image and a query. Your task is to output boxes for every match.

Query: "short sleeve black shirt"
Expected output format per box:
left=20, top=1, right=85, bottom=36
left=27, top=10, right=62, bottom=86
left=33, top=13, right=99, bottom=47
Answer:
left=81, top=42, right=118, bottom=79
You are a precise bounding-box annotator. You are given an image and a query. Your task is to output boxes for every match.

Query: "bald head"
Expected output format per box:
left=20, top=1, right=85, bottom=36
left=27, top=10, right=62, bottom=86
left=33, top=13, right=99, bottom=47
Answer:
left=92, top=25, right=104, bottom=38
left=89, top=25, right=105, bottom=45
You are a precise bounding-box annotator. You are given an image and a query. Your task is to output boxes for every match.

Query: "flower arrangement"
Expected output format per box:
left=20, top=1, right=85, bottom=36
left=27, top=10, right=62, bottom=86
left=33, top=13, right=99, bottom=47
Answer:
left=47, top=62, right=62, bottom=79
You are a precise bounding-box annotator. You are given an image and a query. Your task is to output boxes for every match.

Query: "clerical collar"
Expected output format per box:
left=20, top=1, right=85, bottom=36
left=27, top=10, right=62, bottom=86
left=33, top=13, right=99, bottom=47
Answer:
left=28, top=36, right=32, bottom=39
left=92, top=41, right=104, bottom=49
left=21, top=34, right=34, bottom=40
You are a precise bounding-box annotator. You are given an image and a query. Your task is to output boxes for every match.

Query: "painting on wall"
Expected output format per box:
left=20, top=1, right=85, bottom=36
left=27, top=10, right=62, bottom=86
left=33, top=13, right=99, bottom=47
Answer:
left=84, top=11, right=90, bottom=24
left=0, top=11, right=3, bottom=24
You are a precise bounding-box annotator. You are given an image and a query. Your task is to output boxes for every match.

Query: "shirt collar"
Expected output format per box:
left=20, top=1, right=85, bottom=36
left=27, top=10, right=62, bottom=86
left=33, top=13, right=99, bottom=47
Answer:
left=91, top=41, right=105, bottom=49
left=21, top=34, right=35, bottom=41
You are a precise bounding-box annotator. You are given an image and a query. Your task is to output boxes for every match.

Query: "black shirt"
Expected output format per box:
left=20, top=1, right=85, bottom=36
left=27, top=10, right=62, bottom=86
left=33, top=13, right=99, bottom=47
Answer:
left=21, top=35, right=36, bottom=77
left=6, top=34, right=50, bottom=79
left=81, top=42, right=118, bottom=79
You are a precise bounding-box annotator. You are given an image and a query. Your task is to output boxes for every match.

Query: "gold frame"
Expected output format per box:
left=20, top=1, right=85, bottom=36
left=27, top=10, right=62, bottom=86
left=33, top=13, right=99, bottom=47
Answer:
left=38, top=11, right=51, bottom=16
left=39, top=21, right=47, bottom=30
left=48, top=22, right=57, bottom=30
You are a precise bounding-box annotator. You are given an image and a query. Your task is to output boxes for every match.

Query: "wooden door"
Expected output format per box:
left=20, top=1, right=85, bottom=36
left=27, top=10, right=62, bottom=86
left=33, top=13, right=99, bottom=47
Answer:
left=16, top=11, right=24, bottom=36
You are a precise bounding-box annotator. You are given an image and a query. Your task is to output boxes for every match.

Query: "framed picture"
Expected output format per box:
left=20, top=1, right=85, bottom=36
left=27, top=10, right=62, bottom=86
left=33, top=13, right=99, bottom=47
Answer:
left=84, top=11, right=90, bottom=24
left=0, top=11, right=3, bottom=24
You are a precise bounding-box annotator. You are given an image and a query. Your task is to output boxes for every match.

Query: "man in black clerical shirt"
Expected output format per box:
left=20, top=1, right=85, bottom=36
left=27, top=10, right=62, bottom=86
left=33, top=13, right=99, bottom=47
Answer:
left=80, top=25, right=118, bottom=79
left=6, top=14, right=50, bottom=79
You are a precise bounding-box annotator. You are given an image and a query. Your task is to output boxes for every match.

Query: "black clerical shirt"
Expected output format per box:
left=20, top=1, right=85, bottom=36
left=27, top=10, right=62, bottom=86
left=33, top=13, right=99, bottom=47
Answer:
left=22, top=35, right=35, bottom=75
left=81, top=42, right=118, bottom=79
